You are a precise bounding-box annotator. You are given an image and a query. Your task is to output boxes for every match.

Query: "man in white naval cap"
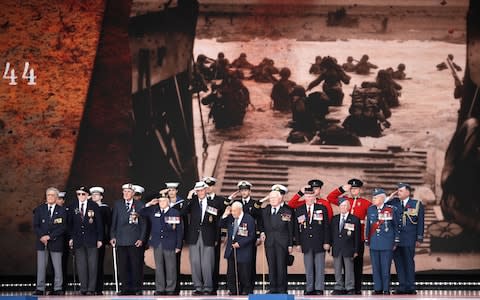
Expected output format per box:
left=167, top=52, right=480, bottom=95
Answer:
left=89, top=186, right=112, bottom=295
left=258, top=184, right=294, bottom=294
left=181, top=181, right=224, bottom=295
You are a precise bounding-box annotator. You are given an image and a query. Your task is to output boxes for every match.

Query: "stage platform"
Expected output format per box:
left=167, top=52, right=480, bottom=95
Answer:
left=1, top=290, right=480, bottom=299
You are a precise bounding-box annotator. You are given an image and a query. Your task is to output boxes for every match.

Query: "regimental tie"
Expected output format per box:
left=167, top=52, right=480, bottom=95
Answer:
left=233, top=218, right=239, bottom=238
left=340, top=215, right=346, bottom=231
left=48, top=205, right=53, bottom=219
left=307, top=207, right=312, bottom=224
left=80, top=203, right=85, bottom=219
left=272, top=207, right=277, bottom=216
left=126, top=202, right=130, bottom=211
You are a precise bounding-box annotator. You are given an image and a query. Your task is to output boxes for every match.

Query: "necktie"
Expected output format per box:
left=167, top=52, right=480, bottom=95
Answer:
left=200, top=199, right=205, bottom=221
left=80, top=203, right=85, bottom=219
left=340, top=215, right=345, bottom=231
left=126, top=202, right=130, bottom=211
left=48, top=206, right=53, bottom=219
left=401, top=200, right=405, bottom=211
left=161, top=209, right=165, bottom=215
left=307, top=206, right=311, bottom=223
left=233, top=218, right=239, bottom=237
left=272, top=207, right=277, bottom=215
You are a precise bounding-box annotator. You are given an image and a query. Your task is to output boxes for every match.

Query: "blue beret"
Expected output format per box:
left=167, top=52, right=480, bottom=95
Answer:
left=397, top=182, right=411, bottom=190
left=372, top=188, right=386, bottom=196
left=338, top=197, right=348, bottom=204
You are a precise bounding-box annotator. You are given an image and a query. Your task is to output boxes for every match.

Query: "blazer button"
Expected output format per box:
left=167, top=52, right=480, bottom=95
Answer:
left=309, top=235, right=313, bottom=238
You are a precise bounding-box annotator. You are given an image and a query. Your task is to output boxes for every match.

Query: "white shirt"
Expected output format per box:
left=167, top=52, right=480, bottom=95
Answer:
left=242, top=197, right=251, bottom=205
left=402, top=197, right=409, bottom=208
left=271, top=206, right=280, bottom=215
left=78, top=200, right=87, bottom=215
left=233, top=212, right=244, bottom=237
left=160, top=206, right=169, bottom=214
left=125, top=200, right=133, bottom=211
left=48, top=204, right=56, bottom=217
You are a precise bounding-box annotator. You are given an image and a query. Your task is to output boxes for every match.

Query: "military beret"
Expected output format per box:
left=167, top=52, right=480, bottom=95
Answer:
left=132, top=185, right=145, bottom=194
left=397, top=182, right=412, bottom=191
left=338, top=197, right=349, bottom=205
left=165, top=182, right=180, bottom=189
left=203, top=176, right=217, bottom=186
left=122, top=183, right=134, bottom=190
left=237, top=180, right=252, bottom=190
left=194, top=181, right=208, bottom=190
left=271, top=184, right=288, bottom=195
left=89, top=186, right=104, bottom=194
left=372, top=188, right=386, bottom=196
left=76, top=186, right=90, bottom=194
left=348, top=178, right=363, bottom=187
left=308, top=179, right=323, bottom=188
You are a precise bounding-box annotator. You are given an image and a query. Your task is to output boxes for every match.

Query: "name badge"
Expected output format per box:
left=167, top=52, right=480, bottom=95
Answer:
left=206, top=206, right=218, bottom=216
left=297, top=215, right=306, bottom=224
left=54, top=218, right=63, bottom=224
left=154, top=212, right=161, bottom=217
left=281, top=213, right=291, bottom=222
left=344, top=223, right=355, bottom=231
left=165, top=216, right=180, bottom=224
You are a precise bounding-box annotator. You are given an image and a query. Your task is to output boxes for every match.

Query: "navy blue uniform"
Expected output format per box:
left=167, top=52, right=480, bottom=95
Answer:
left=96, top=203, right=112, bottom=294
left=365, top=204, right=401, bottom=293
left=295, top=203, right=330, bottom=293
left=34, top=204, right=67, bottom=252
left=220, top=212, right=256, bottom=294
left=386, top=197, right=424, bottom=294
left=259, top=204, right=294, bottom=294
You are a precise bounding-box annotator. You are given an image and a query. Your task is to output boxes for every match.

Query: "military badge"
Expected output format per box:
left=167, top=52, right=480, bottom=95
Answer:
left=313, top=210, right=323, bottom=222
left=209, top=215, right=213, bottom=223
left=206, top=206, right=218, bottom=216
left=347, top=230, right=352, bottom=236
left=344, top=223, right=355, bottom=231
left=87, top=210, right=94, bottom=218
left=89, top=218, right=94, bottom=224
left=54, top=218, right=63, bottom=224
left=297, top=215, right=306, bottom=224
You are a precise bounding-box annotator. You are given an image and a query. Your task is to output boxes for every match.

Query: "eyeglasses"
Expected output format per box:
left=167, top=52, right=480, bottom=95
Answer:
left=77, top=192, right=87, bottom=196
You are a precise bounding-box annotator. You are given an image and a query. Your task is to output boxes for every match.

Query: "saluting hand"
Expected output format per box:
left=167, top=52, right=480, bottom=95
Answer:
left=342, top=184, right=352, bottom=192
left=229, top=191, right=240, bottom=199
left=147, top=198, right=159, bottom=207
left=187, top=189, right=196, bottom=200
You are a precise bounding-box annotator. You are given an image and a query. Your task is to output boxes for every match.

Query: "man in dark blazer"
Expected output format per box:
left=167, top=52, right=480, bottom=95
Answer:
left=227, top=180, right=262, bottom=289
left=68, top=186, right=103, bottom=295
left=330, top=198, right=361, bottom=295
left=142, top=193, right=183, bottom=295
left=386, top=183, right=425, bottom=295
left=220, top=201, right=256, bottom=295
left=110, top=183, right=147, bottom=295
left=33, top=187, right=67, bottom=296
left=295, top=186, right=330, bottom=295
left=259, top=184, right=294, bottom=294
left=181, top=181, right=225, bottom=295
left=89, top=186, right=112, bottom=295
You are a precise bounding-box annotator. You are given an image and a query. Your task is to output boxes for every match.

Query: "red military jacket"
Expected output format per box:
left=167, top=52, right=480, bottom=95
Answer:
left=327, top=186, right=371, bottom=241
left=288, top=192, right=333, bottom=221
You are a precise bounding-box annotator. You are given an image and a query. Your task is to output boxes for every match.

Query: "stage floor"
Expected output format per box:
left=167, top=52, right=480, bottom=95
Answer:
left=2, top=290, right=480, bottom=299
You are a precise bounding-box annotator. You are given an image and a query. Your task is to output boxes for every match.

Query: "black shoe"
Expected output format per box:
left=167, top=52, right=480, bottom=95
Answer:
left=80, top=291, right=88, bottom=296
left=32, top=290, right=45, bottom=296
left=240, top=292, right=249, bottom=295
left=134, top=290, right=143, bottom=295
left=117, top=290, right=130, bottom=296
left=347, top=289, right=356, bottom=295
left=95, top=292, right=103, bottom=295
left=204, top=291, right=217, bottom=295
left=383, top=291, right=391, bottom=295
left=154, top=291, right=166, bottom=296
left=315, top=290, right=324, bottom=295
left=165, top=291, right=178, bottom=296
left=331, top=290, right=347, bottom=295
left=373, top=290, right=383, bottom=295
left=49, top=290, right=65, bottom=296
left=355, top=290, right=362, bottom=295
left=192, top=290, right=203, bottom=296
left=393, top=290, right=406, bottom=295
left=304, top=290, right=316, bottom=295
left=405, top=290, right=417, bottom=294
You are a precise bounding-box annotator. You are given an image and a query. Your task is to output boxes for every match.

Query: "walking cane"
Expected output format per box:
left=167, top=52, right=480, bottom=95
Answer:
left=112, top=246, right=119, bottom=293
left=233, top=247, right=240, bottom=295
left=44, top=244, right=49, bottom=292
left=72, top=248, right=77, bottom=292
left=262, top=244, right=266, bottom=293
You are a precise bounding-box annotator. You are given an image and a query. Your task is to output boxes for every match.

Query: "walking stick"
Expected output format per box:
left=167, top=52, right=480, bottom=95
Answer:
left=233, top=247, right=240, bottom=295
left=112, top=246, right=119, bottom=293
left=72, top=248, right=77, bottom=292
left=44, top=244, right=49, bottom=292
left=262, top=244, right=266, bottom=293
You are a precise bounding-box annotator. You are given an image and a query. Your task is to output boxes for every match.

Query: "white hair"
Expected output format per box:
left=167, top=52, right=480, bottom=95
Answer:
left=45, top=187, right=60, bottom=196
left=231, top=201, right=243, bottom=210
